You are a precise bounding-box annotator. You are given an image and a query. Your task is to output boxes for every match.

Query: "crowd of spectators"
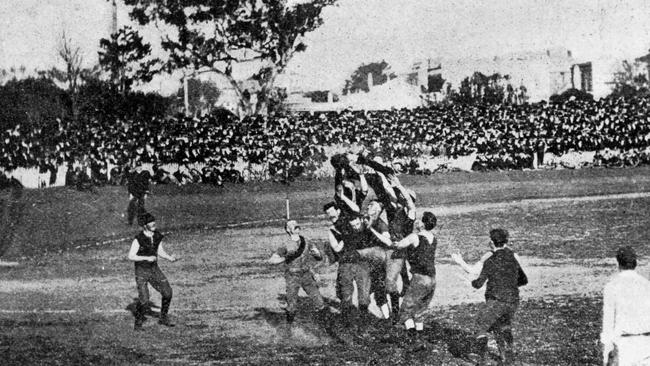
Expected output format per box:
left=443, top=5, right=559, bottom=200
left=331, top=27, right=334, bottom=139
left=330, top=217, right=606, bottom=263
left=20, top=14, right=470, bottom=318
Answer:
left=2, top=95, right=650, bottom=188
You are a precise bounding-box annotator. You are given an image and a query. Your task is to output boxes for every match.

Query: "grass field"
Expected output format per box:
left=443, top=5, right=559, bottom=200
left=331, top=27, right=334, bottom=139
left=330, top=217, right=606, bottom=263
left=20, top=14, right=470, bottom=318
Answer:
left=1, top=167, right=650, bottom=365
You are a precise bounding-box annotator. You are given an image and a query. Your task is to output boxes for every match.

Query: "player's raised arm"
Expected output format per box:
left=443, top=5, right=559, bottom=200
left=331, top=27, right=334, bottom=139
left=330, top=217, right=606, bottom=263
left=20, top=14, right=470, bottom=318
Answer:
left=377, top=172, right=398, bottom=204
left=328, top=229, right=344, bottom=253
left=336, top=181, right=361, bottom=213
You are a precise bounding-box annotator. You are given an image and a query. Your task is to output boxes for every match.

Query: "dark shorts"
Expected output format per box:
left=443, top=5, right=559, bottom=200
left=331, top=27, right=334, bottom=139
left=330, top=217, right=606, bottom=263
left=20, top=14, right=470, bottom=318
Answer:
left=475, top=299, right=518, bottom=335
left=337, top=262, right=371, bottom=307
left=399, top=273, right=435, bottom=323
left=285, top=270, right=324, bottom=313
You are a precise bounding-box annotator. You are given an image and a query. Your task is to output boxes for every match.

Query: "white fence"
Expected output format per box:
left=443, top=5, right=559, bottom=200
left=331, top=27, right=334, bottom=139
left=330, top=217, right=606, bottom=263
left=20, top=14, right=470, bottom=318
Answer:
left=3, top=149, right=627, bottom=189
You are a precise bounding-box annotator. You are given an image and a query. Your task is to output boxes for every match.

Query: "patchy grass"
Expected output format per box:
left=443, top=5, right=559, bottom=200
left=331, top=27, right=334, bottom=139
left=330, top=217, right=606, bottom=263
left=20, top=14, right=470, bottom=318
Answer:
left=4, top=166, right=650, bottom=258
left=1, top=167, right=647, bottom=365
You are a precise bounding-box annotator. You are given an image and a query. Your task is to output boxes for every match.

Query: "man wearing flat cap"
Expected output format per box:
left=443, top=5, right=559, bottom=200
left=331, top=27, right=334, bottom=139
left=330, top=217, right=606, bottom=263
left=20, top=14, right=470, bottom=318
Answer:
left=128, top=212, right=178, bottom=330
left=601, top=246, right=650, bottom=366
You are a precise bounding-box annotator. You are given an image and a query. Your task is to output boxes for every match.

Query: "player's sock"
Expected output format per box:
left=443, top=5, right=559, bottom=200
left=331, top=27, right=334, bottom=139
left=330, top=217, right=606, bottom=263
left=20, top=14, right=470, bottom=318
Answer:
left=389, top=293, right=401, bottom=319
left=286, top=312, right=296, bottom=324
left=359, top=304, right=369, bottom=315
left=380, top=303, right=390, bottom=319
left=415, top=322, right=423, bottom=331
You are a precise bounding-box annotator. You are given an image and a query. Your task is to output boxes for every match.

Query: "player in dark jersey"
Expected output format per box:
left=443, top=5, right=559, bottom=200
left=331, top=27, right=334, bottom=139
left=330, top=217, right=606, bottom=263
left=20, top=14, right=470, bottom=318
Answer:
left=128, top=212, right=178, bottom=330
left=326, top=209, right=373, bottom=326
left=382, top=211, right=438, bottom=337
left=268, top=220, right=329, bottom=326
left=451, top=228, right=528, bottom=365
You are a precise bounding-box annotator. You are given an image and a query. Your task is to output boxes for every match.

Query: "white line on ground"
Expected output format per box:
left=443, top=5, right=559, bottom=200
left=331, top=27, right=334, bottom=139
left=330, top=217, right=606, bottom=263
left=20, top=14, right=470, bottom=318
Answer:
left=19, top=190, right=650, bottom=257
left=420, top=191, right=650, bottom=216
left=0, top=307, right=249, bottom=314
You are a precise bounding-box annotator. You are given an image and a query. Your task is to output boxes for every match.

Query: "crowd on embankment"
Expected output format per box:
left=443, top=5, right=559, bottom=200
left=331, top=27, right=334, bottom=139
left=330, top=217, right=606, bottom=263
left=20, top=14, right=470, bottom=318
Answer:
left=2, top=95, right=650, bottom=189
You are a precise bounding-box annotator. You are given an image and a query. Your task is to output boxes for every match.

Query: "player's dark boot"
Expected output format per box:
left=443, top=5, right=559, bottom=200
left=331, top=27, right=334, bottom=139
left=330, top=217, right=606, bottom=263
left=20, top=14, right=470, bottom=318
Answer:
left=467, top=336, right=488, bottom=366
left=133, top=302, right=146, bottom=331
left=496, top=329, right=515, bottom=365
left=286, top=312, right=296, bottom=324
left=158, top=297, right=175, bottom=327
left=315, top=307, right=330, bottom=326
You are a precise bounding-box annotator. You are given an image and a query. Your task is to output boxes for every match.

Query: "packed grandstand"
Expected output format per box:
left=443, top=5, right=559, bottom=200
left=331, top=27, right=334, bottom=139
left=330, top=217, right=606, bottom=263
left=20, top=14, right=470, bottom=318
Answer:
left=2, top=95, right=650, bottom=189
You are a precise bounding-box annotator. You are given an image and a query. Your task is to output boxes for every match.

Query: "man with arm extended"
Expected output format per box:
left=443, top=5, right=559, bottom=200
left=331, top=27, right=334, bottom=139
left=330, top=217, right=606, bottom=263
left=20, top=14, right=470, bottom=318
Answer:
left=452, top=228, right=528, bottom=365
left=383, top=211, right=438, bottom=337
left=268, top=220, right=329, bottom=326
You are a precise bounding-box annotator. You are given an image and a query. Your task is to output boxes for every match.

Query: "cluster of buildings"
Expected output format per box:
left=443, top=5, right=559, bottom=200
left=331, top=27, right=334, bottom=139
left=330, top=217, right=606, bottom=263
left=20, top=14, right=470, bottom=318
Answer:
left=282, top=47, right=642, bottom=112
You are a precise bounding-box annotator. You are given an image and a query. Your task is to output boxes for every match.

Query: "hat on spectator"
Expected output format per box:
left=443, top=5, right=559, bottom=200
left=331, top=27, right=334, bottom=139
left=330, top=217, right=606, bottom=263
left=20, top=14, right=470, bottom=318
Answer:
left=138, top=212, right=156, bottom=226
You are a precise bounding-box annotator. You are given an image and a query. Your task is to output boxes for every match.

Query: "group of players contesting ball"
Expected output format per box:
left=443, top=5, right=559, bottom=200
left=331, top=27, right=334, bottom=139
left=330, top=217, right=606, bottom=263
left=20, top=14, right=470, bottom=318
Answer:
left=127, top=151, right=528, bottom=365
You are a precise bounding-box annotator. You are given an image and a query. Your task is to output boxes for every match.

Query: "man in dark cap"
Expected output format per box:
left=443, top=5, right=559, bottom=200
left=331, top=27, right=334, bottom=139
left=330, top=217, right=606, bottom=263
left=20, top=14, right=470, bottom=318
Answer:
left=451, top=228, right=528, bottom=365
left=128, top=212, right=178, bottom=330
left=601, top=246, right=650, bottom=366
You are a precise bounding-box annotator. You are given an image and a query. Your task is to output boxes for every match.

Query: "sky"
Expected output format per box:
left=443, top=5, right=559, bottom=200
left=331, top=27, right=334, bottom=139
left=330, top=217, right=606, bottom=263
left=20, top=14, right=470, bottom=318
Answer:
left=1, top=0, right=650, bottom=92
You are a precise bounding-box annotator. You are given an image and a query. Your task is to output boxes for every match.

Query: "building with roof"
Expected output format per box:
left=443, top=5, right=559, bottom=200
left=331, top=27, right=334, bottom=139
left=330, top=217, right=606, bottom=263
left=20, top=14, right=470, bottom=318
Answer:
left=406, top=47, right=609, bottom=102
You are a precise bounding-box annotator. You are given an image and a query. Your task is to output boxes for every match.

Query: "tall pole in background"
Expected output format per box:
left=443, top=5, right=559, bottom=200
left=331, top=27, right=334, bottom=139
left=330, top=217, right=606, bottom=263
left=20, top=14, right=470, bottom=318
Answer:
left=110, top=0, right=118, bottom=35
left=184, top=73, right=190, bottom=115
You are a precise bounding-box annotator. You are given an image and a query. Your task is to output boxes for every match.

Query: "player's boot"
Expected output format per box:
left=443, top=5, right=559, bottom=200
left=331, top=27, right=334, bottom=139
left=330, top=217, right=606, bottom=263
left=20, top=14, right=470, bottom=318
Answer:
left=158, top=315, right=175, bottom=327
left=314, top=307, right=330, bottom=327
left=466, top=336, right=488, bottom=366
left=389, top=293, right=401, bottom=324
left=287, top=312, right=295, bottom=323
left=496, top=329, right=515, bottom=365
left=158, top=297, right=175, bottom=327
left=133, top=302, right=147, bottom=330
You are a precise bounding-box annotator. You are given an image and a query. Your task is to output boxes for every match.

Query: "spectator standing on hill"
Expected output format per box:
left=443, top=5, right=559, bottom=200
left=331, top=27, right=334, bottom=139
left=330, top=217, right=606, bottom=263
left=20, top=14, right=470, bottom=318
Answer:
left=451, top=228, right=528, bottom=365
left=126, top=167, right=151, bottom=225
left=128, top=212, right=178, bottom=330
left=601, top=246, right=650, bottom=366
left=268, top=220, right=329, bottom=327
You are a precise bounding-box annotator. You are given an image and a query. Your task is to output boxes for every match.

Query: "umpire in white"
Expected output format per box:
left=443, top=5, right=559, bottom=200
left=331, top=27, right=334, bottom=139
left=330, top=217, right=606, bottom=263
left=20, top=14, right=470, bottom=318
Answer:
left=601, top=246, right=650, bottom=366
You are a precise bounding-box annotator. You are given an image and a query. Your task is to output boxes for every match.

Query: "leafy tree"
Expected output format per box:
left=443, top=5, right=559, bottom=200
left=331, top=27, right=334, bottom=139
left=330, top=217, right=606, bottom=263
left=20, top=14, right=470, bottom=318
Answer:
left=427, top=74, right=445, bottom=93
left=43, top=31, right=100, bottom=119
left=122, top=0, right=337, bottom=116
left=76, top=77, right=172, bottom=122
left=609, top=60, right=649, bottom=99
left=549, top=88, right=593, bottom=104
left=451, top=72, right=510, bottom=105
left=303, top=90, right=338, bottom=103
left=174, top=78, right=221, bottom=116
left=98, top=26, right=159, bottom=94
left=343, top=60, right=395, bottom=94
left=0, top=77, right=70, bottom=131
